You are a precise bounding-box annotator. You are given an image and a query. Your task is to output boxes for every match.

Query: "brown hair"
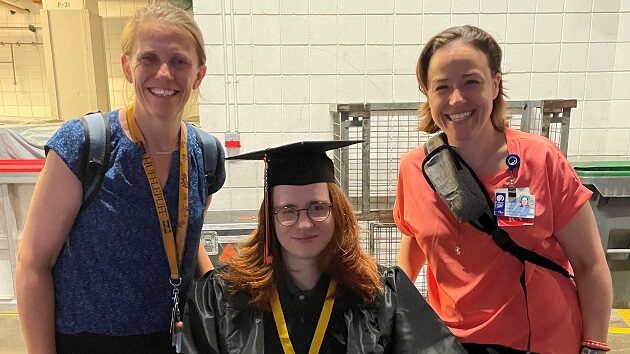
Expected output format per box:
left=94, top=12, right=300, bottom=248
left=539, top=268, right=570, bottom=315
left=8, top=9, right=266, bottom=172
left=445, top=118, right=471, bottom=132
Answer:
left=416, top=25, right=507, bottom=133
left=121, top=1, right=206, bottom=66
left=222, top=182, right=382, bottom=309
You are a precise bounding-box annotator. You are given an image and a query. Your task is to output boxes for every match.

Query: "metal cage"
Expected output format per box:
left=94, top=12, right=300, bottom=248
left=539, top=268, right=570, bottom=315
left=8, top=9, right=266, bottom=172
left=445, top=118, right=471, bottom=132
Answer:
left=358, top=221, right=427, bottom=296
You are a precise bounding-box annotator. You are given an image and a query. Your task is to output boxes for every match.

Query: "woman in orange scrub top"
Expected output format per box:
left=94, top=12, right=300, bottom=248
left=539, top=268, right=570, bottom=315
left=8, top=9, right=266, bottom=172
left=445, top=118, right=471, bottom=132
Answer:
left=394, top=25, right=612, bottom=354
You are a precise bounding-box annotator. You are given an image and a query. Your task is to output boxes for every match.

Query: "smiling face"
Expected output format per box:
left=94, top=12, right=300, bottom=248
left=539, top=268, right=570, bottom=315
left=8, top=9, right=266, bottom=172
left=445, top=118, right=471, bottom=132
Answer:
left=272, top=183, right=335, bottom=266
left=426, top=42, right=501, bottom=146
left=121, top=20, right=206, bottom=121
left=520, top=196, right=529, bottom=207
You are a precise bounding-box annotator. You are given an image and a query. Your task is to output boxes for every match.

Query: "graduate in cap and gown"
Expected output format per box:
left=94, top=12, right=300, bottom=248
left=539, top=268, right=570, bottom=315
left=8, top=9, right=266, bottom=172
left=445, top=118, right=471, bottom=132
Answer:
left=182, top=141, right=465, bottom=354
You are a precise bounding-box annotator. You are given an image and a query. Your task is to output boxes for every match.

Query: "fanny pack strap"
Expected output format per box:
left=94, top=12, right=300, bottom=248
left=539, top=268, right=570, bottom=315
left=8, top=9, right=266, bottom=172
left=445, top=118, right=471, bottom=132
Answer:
left=422, top=133, right=573, bottom=279
left=477, top=213, right=573, bottom=278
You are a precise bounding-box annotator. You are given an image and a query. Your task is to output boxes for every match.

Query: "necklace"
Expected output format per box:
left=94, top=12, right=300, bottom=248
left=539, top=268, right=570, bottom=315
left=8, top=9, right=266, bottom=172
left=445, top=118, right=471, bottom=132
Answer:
left=151, top=150, right=178, bottom=155
left=455, top=222, right=462, bottom=256
left=125, top=110, right=180, bottom=156
left=147, top=137, right=180, bottom=155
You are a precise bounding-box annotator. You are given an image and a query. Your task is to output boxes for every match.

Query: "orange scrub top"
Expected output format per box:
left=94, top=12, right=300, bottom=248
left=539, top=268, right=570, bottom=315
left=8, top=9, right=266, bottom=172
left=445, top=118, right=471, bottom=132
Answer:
left=394, top=127, right=592, bottom=354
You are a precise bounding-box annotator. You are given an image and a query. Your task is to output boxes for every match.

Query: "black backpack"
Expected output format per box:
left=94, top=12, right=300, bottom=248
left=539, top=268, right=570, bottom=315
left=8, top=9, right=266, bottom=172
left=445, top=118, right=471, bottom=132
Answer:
left=79, top=112, right=220, bottom=208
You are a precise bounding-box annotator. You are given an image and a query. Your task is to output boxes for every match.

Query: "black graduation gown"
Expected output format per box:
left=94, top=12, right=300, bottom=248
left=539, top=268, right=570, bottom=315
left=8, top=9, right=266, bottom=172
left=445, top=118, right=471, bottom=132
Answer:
left=182, top=266, right=465, bottom=354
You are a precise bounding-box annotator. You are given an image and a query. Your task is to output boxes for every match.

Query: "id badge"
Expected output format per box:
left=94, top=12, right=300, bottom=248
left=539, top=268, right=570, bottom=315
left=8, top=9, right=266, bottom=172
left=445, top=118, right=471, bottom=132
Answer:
left=494, top=187, right=535, bottom=226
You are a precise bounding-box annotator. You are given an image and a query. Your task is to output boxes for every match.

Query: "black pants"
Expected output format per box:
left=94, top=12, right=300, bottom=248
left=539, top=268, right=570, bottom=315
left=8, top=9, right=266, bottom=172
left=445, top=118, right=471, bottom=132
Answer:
left=56, top=331, right=175, bottom=354
left=463, top=343, right=535, bottom=354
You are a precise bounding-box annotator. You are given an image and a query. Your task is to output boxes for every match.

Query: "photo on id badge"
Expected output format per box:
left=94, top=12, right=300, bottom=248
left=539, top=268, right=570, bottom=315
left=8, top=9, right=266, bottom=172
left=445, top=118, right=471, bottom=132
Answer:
left=494, top=188, right=535, bottom=226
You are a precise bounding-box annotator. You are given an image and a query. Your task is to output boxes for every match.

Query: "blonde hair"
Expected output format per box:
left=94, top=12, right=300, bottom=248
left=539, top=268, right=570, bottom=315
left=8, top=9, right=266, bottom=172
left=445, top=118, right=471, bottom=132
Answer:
left=416, top=25, right=507, bottom=133
left=222, top=182, right=383, bottom=309
left=121, top=1, right=206, bottom=66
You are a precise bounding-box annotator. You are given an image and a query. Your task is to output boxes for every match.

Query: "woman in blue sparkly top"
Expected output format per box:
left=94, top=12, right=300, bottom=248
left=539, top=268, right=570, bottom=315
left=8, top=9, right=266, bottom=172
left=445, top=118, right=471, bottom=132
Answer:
left=15, top=2, right=225, bottom=353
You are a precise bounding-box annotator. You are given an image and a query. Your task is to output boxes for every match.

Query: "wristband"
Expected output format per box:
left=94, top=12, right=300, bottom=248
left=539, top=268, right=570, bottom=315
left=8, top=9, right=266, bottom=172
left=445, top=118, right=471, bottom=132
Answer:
left=581, top=339, right=611, bottom=352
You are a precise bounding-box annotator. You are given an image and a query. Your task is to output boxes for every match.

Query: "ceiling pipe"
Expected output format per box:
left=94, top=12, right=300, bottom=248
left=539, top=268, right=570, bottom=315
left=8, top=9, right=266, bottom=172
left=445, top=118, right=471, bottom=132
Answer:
left=0, top=25, right=40, bottom=32
left=0, top=0, right=30, bottom=14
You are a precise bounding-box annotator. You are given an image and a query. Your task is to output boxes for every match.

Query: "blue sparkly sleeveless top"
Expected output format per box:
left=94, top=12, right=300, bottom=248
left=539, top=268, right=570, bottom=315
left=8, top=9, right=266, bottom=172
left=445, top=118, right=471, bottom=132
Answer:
left=46, top=110, right=225, bottom=335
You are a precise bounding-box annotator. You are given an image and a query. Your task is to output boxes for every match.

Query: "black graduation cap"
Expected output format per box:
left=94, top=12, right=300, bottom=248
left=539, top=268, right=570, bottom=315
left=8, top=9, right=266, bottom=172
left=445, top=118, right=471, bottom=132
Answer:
left=226, top=140, right=362, bottom=187
left=227, top=140, right=362, bottom=264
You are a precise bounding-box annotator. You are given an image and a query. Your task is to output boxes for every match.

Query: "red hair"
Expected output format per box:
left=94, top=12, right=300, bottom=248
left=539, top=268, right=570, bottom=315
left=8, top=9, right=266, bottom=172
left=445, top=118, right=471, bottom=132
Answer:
left=222, top=182, right=382, bottom=309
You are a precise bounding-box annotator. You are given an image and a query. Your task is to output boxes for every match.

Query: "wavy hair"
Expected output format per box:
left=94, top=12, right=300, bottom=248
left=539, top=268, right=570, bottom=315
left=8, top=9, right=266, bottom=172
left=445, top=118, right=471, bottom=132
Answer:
left=222, top=182, right=382, bottom=309
left=416, top=25, right=507, bottom=133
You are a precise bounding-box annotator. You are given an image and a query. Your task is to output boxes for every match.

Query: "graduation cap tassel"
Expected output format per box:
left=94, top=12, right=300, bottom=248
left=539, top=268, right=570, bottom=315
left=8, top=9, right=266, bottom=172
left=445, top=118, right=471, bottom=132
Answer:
left=263, top=156, right=273, bottom=265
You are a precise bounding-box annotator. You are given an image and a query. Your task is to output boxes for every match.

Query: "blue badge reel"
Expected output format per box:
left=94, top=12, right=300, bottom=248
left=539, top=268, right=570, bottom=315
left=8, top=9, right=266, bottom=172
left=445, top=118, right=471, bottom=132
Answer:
left=505, top=154, right=520, bottom=171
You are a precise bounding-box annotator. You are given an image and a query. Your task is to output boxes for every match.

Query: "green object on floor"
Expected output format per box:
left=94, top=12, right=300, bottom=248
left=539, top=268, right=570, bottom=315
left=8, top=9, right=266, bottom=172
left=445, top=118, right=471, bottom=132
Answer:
left=572, top=161, right=630, bottom=177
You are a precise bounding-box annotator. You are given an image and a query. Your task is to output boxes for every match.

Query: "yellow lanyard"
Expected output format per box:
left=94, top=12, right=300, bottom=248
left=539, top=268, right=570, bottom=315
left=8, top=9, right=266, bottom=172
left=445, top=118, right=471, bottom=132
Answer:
left=271, top=280, right=337, bottom=354
left=127, top=105, right=189, bottom=280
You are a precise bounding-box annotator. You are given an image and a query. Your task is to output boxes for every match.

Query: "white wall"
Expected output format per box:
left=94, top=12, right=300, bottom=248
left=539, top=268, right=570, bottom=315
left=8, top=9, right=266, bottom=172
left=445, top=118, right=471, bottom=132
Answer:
left=194, top=0, right=630, bottom=211
left=0, top=1, right=141, bottom=122
left=0, top=10, right=49, bottom=121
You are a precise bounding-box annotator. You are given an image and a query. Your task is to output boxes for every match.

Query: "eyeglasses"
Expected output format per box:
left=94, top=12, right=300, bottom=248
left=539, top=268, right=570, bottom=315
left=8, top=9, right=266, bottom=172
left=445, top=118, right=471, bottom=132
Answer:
left=274, top=202, right=332, bottom=227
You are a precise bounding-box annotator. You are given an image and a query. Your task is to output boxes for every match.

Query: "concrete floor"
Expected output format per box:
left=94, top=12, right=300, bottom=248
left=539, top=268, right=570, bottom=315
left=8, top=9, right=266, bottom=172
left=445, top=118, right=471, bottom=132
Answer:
left=610, top=309, right=630, bottom=353
left=0, top=315, right=25, bottom=354
left=1, top=311, right=629, bottom=353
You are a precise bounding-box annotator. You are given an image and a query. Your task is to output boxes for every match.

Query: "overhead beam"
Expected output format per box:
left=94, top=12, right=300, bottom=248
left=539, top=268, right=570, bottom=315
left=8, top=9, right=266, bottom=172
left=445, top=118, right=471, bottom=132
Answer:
left=0, top=0, right=30, bottom=14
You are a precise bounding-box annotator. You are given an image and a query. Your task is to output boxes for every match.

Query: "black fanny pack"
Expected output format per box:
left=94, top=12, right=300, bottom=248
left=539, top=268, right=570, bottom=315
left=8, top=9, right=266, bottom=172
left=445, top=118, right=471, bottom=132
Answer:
left=421, top=133, right=572, bottom=279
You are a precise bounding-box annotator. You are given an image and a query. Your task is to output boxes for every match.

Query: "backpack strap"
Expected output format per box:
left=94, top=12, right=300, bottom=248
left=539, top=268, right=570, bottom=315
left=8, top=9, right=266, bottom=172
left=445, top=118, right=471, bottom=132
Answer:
left=192, top=126, right=218, bottom=195
left=79, top=112, right=111, bottom=209
left=422, top=133, right=573, bottom=279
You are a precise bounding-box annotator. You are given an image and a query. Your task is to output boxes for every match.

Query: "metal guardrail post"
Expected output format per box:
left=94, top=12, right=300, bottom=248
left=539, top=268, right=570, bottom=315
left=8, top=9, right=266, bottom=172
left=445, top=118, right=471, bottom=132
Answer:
left=362, top=117, right=370, bottom=213
left=542, top=100, right=576, bottom=156
left=336, top=110, right=350, bottom=193
left=368, top=222, right=376, bottom=256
